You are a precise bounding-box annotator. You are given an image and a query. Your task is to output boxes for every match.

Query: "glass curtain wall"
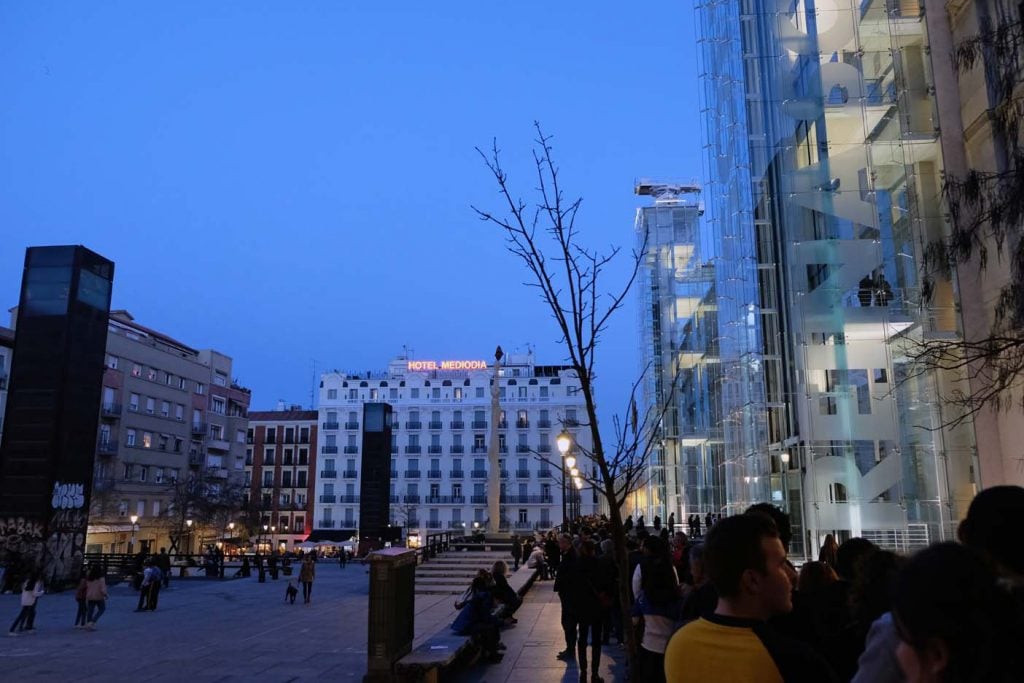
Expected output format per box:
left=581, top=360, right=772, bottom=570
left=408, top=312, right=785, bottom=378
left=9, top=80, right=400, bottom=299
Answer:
left=635, top=183, right=721, bottom=523
left=697, top=0, right=977, bottom=557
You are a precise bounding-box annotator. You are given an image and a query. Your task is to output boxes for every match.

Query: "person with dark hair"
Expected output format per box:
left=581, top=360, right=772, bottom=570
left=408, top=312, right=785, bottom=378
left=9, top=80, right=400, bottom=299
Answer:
left=745, top=503, right=792, bottom=553
left=8, top=572, right=44, bottom=636
left=73, top=569, right=88, bottom=629
left=892, top=542, right=1022, bottom=682
left=957, top=484, right=1024, bottom=578
left=631, top=535, right=680, bottom=683
left=818, top=534, right=839, bottom=569
left=451, top=574, right=504, bottom=663
left=84, top=563, right=108, bottom=630
left=554, top=533, right=579, bottom=661
left=850, top=551, right=904, bottom=683
left=490, top=560, right=521, bottom=622
left=570, top=539, right=612, bottom=683
left=664, top=514, right=836, bottom=682
left=797, top=561, right=837, bottom=594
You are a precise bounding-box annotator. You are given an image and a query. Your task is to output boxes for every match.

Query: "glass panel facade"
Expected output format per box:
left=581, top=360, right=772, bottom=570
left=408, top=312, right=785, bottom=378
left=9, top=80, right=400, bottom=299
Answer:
left=695, top=0, right=977, bottom=557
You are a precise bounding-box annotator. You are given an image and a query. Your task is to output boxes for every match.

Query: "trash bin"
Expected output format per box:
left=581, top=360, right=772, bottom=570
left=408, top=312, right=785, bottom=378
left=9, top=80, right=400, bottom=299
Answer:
left=364, top=548, right=416, bottom=682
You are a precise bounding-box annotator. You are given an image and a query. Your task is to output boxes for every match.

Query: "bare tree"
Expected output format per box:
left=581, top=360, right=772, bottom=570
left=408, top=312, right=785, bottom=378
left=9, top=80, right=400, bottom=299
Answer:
left=473, top=122, right=674, bottom=671
left=916, top=9, right=1024, bottom=423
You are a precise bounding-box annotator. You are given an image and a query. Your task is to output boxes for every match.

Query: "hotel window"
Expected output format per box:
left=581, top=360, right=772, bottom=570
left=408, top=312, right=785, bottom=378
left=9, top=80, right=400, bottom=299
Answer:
left=294, top=516, right=304, bottom=531
left=266, top=427, right=276, bottom=443
left=370, top=388, right=378, bottom=400
left=476, top=387, right=484, bottom=398
left=263, top=471, right=273, bottom=486
left=152, top=500, right=161, bottom=516
left=518, top=386, right=527, bottom=399
left=297, top=471, right=307, bottom=487
left=265, top=448, right=275, bottom=465
left=284, top=448, right=294, bottom=464
left=300, top=427, right=310, bottom=443
left=411, top=388, right=420, bottom=399
left=142, top=432, right=153, bottom=448
left=432, top=388, right=441, bottom=399
left=474, top=434, right=485, bottom=448
left=118, top=501, right=128, bottom=517
left=518, top=509, right=528, bottom=524
left=389, top=388, right=398, bottom=399
left=327, top=389, right=338, bottom=400
left=348, top=389, right=357, bottom=399
left=539, top=386, right=548, bottom=398
left=298, top=448, right=308, bottom=465
left=454, top=388, right=462, bottom=400
left=452, top=483, right=462, bottom=497
left=282, top=471, right=292, bottom=487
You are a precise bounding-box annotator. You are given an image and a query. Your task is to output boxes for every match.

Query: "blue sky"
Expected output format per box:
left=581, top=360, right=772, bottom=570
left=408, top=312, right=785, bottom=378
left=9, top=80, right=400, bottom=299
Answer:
left=0, top=2, right=702, bottom=432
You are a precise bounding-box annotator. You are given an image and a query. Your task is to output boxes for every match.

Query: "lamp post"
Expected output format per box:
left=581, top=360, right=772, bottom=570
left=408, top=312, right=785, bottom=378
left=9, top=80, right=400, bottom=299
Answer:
left=556, top=430, right=573, bottom=532
left=129, top=514, right=139, bottom=554
left=271, top=525, right=277, bottom=553
left=185, top=519, right=193, bottom=556
left=262, top=524, right=269, bottom=554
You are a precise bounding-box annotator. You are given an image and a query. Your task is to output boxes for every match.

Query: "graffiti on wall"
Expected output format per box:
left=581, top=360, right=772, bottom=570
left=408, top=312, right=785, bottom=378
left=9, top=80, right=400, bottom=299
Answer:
left=44, top=508, right=87, bottom=585
left=52, top=481, right=86, bottom=510
left=0, top=517, right=45, bottom=557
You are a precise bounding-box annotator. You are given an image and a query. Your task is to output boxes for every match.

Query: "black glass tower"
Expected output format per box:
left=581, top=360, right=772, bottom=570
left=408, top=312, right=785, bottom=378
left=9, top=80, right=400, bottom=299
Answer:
left=0, top=246, right=114, bottom=585
left=359, top=403, right=393, bottom=550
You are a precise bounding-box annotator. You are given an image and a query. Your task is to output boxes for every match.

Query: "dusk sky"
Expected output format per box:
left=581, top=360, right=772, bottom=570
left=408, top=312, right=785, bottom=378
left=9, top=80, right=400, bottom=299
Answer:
left=1, top=2, right=702, bottom=433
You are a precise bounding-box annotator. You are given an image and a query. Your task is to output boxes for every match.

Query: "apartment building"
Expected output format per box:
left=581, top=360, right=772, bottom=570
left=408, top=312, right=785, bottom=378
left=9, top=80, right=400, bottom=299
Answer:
left=244, top=408, right=318, bottom=551
left=86, top=310, right=251, bottom=553
left=315, top=352, right=595, bottom=538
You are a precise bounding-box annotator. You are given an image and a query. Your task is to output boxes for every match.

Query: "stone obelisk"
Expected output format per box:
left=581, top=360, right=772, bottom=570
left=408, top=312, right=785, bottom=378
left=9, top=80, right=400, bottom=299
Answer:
left=486, top=346, right=503, bottom=534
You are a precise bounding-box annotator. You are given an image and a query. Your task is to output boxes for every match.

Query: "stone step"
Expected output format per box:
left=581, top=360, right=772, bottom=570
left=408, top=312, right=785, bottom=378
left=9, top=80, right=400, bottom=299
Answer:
left=415, top=584, right=469, bottom=596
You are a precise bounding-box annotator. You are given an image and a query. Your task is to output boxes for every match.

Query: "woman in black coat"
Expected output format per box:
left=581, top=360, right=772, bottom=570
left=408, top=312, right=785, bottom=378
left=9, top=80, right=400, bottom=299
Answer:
left=566, top=540, right=612, bottom=683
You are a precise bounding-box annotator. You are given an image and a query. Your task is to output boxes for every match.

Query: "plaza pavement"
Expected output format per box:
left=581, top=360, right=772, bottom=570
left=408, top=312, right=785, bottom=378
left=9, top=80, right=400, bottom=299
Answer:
left=0, top=562, right=627, bottom=682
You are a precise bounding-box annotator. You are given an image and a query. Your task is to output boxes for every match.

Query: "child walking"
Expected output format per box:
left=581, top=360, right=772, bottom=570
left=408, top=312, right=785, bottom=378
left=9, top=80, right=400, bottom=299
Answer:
left=9, top=573, right=44, bottom=636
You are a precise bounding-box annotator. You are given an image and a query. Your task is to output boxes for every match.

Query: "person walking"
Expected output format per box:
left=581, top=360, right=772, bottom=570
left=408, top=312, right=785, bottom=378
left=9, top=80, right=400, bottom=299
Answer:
left=553, top=533, right=579, bottom=662
left=510, top=535, right=523, bottom=571
left=155, top=548, right=172, bottom=589
left=338, top=549, right=347, bottom=569
left=299, top=555, right=316, bottom=604
left=136, top=559, right=159, bottom=611
left=571, top=539, right=612, bottom=683
left=84, top=564, right=108, bottom=630
left=9, top=573, right=44, bottom=636
left=73, top=570, right=89, bottom=629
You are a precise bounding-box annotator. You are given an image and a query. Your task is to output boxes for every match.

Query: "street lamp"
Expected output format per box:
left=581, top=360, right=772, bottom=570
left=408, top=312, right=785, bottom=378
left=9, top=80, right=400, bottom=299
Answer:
left=271, top=525, right=277, bottom=552
left=263, top=524, right=269, bottom=554
left=129, top=514, right=139, bottom=554
left=556, top=429, right=573, bottom=532
left=186, top=519, right=193, bottom=556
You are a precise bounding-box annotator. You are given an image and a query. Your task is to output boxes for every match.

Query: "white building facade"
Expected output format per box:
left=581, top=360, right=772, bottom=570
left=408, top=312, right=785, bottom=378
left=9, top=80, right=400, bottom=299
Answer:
left=315, top=352, right=595, bottom=537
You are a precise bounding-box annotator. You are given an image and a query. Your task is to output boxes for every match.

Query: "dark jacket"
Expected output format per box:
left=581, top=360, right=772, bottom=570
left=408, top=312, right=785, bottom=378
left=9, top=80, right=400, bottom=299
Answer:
left=562, top=553, right=613, bottom=622
left=451, top=589, right=499, bottom=636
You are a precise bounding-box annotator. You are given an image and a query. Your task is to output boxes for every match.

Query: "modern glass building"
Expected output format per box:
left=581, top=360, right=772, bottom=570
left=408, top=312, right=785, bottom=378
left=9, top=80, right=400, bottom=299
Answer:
left=695, top=0, right=978, bottom=556
left=635, top=182, right=723, bottom=524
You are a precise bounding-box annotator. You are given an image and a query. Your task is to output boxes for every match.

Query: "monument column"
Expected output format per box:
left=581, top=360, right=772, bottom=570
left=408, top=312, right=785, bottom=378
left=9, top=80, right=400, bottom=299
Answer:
left=486, top=346, right=503, bottom=534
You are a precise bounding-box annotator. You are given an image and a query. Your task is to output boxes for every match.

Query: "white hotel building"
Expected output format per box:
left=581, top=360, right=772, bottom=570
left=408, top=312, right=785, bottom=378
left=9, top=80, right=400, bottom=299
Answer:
left=314, top=352, right=595, bottom=536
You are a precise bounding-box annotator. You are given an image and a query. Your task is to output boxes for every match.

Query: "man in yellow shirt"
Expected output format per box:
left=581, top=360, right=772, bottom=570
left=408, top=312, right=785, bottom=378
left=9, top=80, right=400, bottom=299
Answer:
left=664, top=513, right=836, bottom=682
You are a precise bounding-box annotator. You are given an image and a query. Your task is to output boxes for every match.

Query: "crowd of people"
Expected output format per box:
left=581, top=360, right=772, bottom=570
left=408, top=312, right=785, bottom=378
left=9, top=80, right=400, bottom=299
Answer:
left=453, top=485, right=1024, bottom=683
